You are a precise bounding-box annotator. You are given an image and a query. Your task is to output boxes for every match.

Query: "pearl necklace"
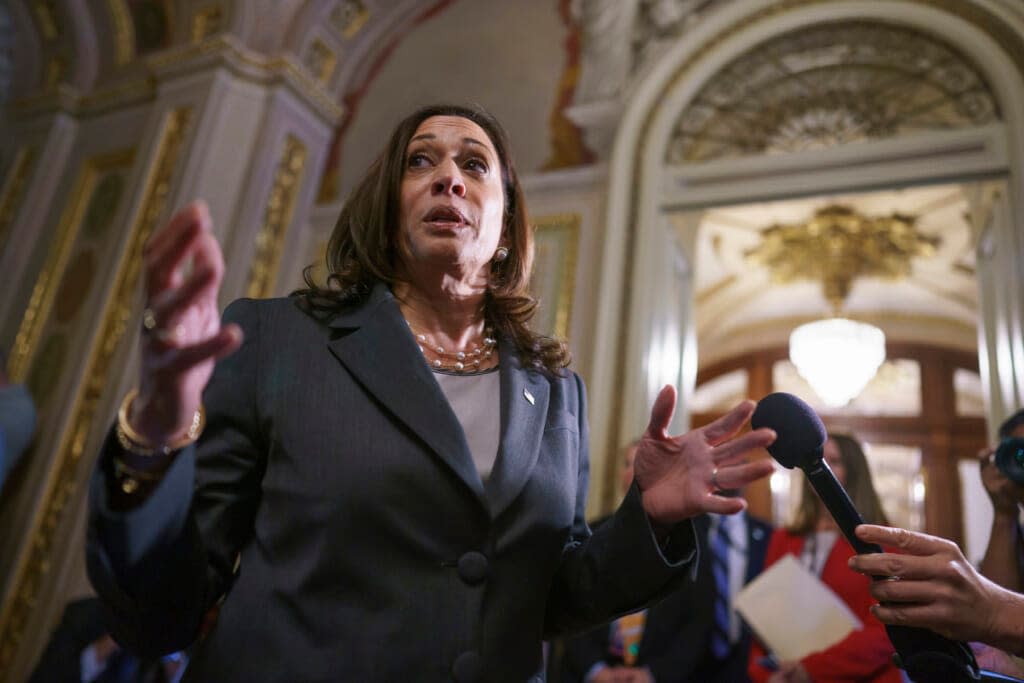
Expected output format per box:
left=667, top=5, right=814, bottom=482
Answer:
left=409, top=324, right=497, bottom=373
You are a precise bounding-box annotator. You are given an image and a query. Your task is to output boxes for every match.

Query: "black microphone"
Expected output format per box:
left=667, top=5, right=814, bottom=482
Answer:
left=750, top=392, right=879, bottom=555
left=751, top=392, right=988, bottom=683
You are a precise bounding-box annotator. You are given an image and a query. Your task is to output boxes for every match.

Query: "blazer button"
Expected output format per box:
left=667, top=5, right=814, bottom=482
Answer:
left=457, top=551, right=489, bottom=585
left=452, top=650, right=482, bottom=682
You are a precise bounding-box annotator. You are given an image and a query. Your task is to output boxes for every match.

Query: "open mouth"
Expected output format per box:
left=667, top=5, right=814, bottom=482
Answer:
left=424, top=206, right=469, bottom=225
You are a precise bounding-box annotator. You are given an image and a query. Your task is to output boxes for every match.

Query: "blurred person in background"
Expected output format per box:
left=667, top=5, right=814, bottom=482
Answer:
left=978, top=408, right=1024, bottom=591
left=748, top=433, right=900, bottom=683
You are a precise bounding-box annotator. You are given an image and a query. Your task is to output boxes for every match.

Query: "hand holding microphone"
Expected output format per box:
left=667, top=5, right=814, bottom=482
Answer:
left=751, top=392, right=986, bottom=683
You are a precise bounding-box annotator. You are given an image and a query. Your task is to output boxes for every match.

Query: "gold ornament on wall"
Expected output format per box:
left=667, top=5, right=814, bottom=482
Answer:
left=9, top=149, right=135, bottom=384
left=191, top=5, right=224, bottom=43
left=246, top=134, right=309, bottom=299
left=305, top=38, right=337, bottom=85
left=0, top=146, right=39, bottom=255
left=330, top=0, right=369, bottom=39
left=530, top=214, right=580, bottom=340
left=31, top=0, right=60, bottom=40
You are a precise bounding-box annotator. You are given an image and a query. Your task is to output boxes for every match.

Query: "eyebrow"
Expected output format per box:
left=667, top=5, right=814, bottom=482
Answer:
left=409, top=133, right=490, bottom=151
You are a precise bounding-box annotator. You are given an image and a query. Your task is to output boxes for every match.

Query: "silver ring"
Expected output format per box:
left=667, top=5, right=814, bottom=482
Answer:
left=142, top=307, right=158, bottom=332
left=711, top=467, right=720, bottom=491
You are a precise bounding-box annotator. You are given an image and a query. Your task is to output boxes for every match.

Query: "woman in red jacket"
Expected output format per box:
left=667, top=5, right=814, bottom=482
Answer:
left=748, top=433, right=902, bottom=683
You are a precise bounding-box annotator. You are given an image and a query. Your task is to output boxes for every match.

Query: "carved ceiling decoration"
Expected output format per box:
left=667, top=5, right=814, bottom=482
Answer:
left=745, top=205, right=941, bottom=312
left=331, top=0, right=370, bottom=39
left=191, top=5, right=224, bottom=43
left=666, top=21, right=1000, bottom=163
left=692, top=183, right=982, bottom=366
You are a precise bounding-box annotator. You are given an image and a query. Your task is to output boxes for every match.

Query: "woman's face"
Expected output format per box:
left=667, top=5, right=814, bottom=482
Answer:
left=397, top=115, right=506, bottom=280
left=823, top=439, right=847, bottom=487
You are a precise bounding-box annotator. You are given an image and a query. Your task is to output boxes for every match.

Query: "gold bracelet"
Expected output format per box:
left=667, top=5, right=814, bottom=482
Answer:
left=117, top=388, right=205, bottom=457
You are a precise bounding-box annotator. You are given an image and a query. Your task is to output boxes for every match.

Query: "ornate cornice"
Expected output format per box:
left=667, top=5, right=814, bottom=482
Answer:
left=147, top=35, right=344, bottom=126
left=11, top=35, right=344, bottom=126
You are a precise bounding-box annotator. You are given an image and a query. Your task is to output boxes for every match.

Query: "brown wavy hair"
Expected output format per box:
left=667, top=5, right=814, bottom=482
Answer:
left=787, top=432, right=891, bottom=535
left=295, top=104, right=570, bottom=374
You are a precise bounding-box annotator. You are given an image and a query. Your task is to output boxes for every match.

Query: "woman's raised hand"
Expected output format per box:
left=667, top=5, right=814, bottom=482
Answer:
left=633, top=385, right=776, bottom=526
left=130, top=201, right=242, bottom=445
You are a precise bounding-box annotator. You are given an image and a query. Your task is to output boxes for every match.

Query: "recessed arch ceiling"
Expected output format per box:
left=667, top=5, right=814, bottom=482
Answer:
left=689, top=181, right=982, bottom=367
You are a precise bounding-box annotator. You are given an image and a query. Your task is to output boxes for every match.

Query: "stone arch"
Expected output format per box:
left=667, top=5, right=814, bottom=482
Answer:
left=589, top=0, right=1024, bottom=510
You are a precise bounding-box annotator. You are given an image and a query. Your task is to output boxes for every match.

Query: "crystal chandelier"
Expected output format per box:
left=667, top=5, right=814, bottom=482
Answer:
left=789, top=317, right=886, bottom=407
left=747, top=205, right=939, bottom=408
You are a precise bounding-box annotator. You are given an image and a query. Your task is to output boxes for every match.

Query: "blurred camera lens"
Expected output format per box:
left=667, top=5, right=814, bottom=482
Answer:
left=995, top=437, right=1024, bottom=484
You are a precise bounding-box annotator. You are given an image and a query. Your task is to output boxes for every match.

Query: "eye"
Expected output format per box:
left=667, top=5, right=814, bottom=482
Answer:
left=407, top=152, right=431, bottom=168
left=464, top=157, right=488, bottom=173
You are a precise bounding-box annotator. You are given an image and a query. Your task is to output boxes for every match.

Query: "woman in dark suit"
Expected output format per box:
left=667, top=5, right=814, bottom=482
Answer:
left=87, top=104, right=776, bottom=682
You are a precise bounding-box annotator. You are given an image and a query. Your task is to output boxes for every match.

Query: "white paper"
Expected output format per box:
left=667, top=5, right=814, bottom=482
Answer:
left=734, top=554, right=863, bottom=662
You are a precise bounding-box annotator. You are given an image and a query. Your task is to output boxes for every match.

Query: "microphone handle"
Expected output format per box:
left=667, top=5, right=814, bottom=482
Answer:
left=801, top=460, right=882, bottom=555
left=801, top=460, right=985, bottom=681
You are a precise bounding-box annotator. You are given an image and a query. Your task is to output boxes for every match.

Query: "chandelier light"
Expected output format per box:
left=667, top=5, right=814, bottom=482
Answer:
left=746, top=205, right=939, bottom=408
left=789, top=317, right=886, bottom=407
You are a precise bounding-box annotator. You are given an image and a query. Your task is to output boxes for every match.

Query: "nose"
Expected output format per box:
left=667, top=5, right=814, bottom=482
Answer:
left=431, top=160, right=466, bottom=197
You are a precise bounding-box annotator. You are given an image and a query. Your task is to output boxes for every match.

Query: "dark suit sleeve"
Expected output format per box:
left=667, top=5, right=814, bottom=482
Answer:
left=86, top=299, right=265, bottom=656
left=542, top=374, right=698, bottom=638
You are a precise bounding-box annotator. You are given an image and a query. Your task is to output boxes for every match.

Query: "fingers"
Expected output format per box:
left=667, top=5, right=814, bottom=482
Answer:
left=701, top=494, right=747, bottom=516
left=144, top=201, right=214, bottom=295
left=153, top=325, right=243, bottom=375
left=645, top=385, right=677, bottom=440
left=854, top=524, right=956, bottom=557
left=712, top=428, right=776, bottom=465
left=701, top=400, right=757, bottom=446
left=712, top=459, right=775, bottom=491
left=147, top=261, right=219, bottom=333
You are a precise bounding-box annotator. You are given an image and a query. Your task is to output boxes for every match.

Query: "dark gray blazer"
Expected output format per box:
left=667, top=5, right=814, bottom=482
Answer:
left=87, top=283, right=697, bottom=682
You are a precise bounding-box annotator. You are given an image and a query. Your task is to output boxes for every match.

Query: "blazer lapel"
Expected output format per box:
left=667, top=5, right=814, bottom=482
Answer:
left=326, top=284, right=487, bottom=510
left=485, top=338, right=549, bottom=518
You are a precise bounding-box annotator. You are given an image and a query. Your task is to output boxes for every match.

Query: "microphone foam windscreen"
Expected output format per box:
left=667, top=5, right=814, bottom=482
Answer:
left=750, top=392, right=827, bottom=469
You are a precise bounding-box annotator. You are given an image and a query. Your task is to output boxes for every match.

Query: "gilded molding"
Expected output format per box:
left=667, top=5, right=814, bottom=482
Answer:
left=246, top=135, right=309, bottom=299
left=8, top=148, right=136, bottom=384
left=305, top=38, right=337, bottom=85
left=31, top=0, right=59, bottom=40
left=13, top=33, right=344, bottom=126
left=107, top=0, right=136, bottom=66
left=0, top=108, right=192, bottom=675
left=44, top=54, right=67, bottom=89
left=191, top=5, right=224, bottom=43
left=0, top=146, right=39, bottom=255
left=146, top=35, right=344, bottom=124
left=331, top=1, right=370, bottom=39
left=533, top=213, right=580, bottom=340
